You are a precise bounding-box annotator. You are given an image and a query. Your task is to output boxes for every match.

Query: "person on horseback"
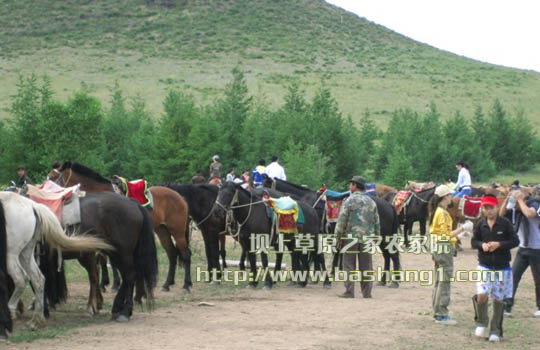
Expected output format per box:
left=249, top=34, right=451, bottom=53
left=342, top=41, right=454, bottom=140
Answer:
left=453, top=161, right=472, bottom=198
left=251, top=159, right=266, bottom=189
left=209, top=155, right=222, bottom=180
left=264, top=155, right=286, bottom=181
left=226, top=168, right=236, bottom=182
left=240, top=169, right=250, bottom=190
left=14, top=166, right=32, bottom=195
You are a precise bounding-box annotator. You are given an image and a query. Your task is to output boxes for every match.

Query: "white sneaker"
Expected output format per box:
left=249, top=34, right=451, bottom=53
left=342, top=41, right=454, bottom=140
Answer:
left=534, top=309, right=540, bottom=317
left=474, top=326, right=487, bottom=338
left=489, top=334, right=500, bottom=342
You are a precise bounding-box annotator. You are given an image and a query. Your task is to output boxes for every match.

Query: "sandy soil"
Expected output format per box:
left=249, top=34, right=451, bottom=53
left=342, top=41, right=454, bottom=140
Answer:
left=4, top=237, right=540, bottom=350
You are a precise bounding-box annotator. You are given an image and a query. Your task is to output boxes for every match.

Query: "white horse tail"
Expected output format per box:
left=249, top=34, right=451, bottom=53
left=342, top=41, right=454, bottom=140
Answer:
left=32, top=202, right=114, bottom=253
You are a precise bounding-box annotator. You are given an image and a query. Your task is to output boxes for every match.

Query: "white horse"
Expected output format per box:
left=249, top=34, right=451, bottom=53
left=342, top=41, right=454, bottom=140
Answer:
left=0, top=192, right=114, bottom=333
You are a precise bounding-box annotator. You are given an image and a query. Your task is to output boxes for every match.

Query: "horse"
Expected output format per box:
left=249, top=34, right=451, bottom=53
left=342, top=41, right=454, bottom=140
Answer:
left=382, top=187, right=436, bottom=245
left=216, top=182, right=321, bottom=289
left=0, top=200, right=13, bottom=341
left=0, top=192, right=114, bottom=330
left=47, top=162, right=191, bottom=292
left=41, top=191, right=158, bottom=321
left=167, top=184, right=227, bottom=279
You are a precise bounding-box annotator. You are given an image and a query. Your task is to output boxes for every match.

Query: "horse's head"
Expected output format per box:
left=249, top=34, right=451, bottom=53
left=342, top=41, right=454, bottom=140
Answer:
left=111, top=175, right=127, bottom=195
left=46, top=161, right=74, bottom=185
left=215, top=181, right=245, bottom=212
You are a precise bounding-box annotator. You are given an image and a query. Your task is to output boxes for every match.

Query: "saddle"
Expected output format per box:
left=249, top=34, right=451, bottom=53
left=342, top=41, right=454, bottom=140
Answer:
left=114, top=176, right=153, bottom=208
left=27, top=180, right=84, bottom=226
left=392, top=190, right=412, bottom=215
left=459, top=195, right=482, bottom=219
left=320, top=188, right=350, bottom=223
left=264, top=195, right=305, bottom=233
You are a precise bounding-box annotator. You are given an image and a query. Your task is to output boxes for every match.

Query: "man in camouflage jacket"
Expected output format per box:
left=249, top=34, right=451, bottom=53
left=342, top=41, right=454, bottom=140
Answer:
left=335, top=176, right=380, bottom=298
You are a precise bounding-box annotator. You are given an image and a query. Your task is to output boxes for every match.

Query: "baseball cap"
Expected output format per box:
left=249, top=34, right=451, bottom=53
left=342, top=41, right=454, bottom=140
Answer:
left=435, top=184, right=452, bottom=197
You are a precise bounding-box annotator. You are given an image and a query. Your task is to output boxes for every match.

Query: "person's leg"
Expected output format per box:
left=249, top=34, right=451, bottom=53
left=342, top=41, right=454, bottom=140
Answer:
left=506, top=248, right=529, bottom=312
left=433, top=247, right=454, bottom=318
left=358, top=246, right=373, bottom=298
left=341, top=243, right=358, bottom=297
left=528, top=249, right=540, bottom=312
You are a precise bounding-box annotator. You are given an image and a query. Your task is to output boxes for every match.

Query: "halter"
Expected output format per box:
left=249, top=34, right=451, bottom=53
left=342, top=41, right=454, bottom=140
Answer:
left=53, top=168, right=72, bottom=187
left=215, top=188, right=265, bottom=238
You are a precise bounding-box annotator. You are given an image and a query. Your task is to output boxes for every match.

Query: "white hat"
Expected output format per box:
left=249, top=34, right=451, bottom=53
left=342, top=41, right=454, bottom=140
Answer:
left=213, top=155, right=220, bottom=161
left=435, top=184, right=452, bottom=197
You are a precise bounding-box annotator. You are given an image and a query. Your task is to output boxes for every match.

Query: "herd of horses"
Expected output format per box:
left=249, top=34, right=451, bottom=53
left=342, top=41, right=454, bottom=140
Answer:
left=0, top=162, right=526, bottom=341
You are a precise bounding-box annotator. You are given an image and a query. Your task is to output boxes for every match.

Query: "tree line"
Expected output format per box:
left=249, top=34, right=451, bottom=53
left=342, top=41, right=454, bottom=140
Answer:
left=1, top=69, right=538, bottom=190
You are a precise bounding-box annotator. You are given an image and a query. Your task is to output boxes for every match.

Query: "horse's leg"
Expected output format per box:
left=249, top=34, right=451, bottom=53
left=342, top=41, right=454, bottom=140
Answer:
left=78, top=255, right=99, bottom=316
left=99, top=255, right=110, bottom=293
left=20, top=244, right=46, bottom=328
left=167, top=219, right=192, bottom=292
left=261, top=252, right=272, bottom=290
left=239, top=246, right=247, bottom=271
left=389, top=251, right=401, bottom=288
left=155, top=227, right=178, bottom=292
left=378, top=245, right=391, bottom=286
left=6, top=254, right=27, bottom=319
left=201, top=231, right=213, bottom=274
left=219, top=234, right=227, bottom=269
left=209, top=232, right=222, bottom=280
left=111, top=264, right=121, bottom=292
left=245, top=240, right=258, bottom=288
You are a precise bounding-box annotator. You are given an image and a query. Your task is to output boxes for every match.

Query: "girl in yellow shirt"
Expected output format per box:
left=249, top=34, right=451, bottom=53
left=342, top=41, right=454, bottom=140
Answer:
left=428, top=184, right=466, bottom=325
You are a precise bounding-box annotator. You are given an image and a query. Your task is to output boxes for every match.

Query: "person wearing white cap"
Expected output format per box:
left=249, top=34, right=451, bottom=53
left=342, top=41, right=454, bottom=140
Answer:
left=209, top=155, right=222, bottom=180
left=428, top=184, right=468, bottom=325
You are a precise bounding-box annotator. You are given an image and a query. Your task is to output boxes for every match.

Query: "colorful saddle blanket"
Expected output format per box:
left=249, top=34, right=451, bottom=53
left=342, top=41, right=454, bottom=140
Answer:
left=116, top=177, right=152, bottom=207
left=322, top=188, right=350, bottom=223
left=27, top=180, right=82, bottom=225
left=392, top=190, right=411, bottom=215
left=459, top=195, right=482, bottom=219
left=265, top=196, right=305, bottom=233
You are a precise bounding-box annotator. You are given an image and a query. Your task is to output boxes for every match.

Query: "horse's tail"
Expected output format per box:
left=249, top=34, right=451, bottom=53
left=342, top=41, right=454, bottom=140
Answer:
left=134, top=205, right=158, bottom=310
left=0, top=201, right=13, bottom=333
left=31, top=202, right=114, bottom=252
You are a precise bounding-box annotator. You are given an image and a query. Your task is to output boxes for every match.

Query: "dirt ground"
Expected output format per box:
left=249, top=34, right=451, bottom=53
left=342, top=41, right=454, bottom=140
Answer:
left=4, top=235, right=540, bottom=350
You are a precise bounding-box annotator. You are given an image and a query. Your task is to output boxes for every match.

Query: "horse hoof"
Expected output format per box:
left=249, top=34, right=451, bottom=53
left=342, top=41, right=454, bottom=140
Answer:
left=323, top=283, right=332, bottom=289
left=263, top=285, right=272, bottom=291
left=161, top=286, right=170, bottom=292
left=376, top=281, right=386, bottom=287
left=115, top=315, right=129, bottom=323
left=286, top=281, right=296, bottom=287
left=246, top=284, right=257, bottom=290
left=209, top=281, right=220, bottom=286
left=182, top=286, right=191, bottom=294
left=389, top=282, right=399, bottom=289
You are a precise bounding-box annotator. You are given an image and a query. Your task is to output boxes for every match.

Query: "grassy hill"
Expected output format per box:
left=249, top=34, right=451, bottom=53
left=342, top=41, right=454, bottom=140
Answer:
left=1, top=0, right=540, bottom=126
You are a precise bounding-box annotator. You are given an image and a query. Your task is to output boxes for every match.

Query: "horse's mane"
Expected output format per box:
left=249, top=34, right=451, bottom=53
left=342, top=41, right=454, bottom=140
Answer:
left=70, top=162, right=111, bottom=184
left=275, top=178, right=315, bottom=193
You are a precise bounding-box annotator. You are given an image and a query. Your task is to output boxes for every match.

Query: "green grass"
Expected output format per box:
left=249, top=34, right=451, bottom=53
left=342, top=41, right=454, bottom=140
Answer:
left=0, top=0, right=539, bottom=127
left=485, top=163, right=540, bottom=185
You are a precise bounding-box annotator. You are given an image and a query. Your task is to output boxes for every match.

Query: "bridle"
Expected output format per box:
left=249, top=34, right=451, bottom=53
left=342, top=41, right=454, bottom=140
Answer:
left=52, top=168, right=72, bottom=187
left=215, top=188, right=265, bottom=238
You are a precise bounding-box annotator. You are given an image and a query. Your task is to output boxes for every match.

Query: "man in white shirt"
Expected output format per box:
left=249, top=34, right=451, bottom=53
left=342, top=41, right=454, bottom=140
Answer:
left=264, top=155, right=286, bottom=181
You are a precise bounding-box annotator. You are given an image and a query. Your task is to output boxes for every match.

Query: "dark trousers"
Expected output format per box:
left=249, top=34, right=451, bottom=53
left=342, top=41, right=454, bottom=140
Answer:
left=506, top=248, right=540, bottom=310
left=342, top=243, right=373, bottom=298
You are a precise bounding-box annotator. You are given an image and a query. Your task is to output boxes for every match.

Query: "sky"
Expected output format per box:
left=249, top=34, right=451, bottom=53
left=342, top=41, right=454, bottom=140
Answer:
left=326, top=0, right=540, bottom=73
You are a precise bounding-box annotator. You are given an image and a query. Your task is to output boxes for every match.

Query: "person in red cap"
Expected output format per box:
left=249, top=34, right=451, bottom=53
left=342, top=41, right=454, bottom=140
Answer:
left=471, top=194, right=519, bottom=342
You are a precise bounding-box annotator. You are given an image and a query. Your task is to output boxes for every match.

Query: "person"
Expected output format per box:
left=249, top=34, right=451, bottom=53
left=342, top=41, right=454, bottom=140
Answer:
left=209, top=155, right=222, bottom=180
left=428, top=184, right=468, bottom=325
left=264, top=155, right=286, bottom=181
left=471, top=195, right=519, bottom=342
left=499, top=189, right=540, bottom=318
left=15, top=166, right=32, bottom=189
left=251, top=159, right=266, bottom=189
left=226, top=168, right=235, bottom=182
left=241, top=169, right=250, bottom=190
left=453, top=161, right=472, bottom=197
left=192, top=169, right=206, bottom=184
left=334, top=176, right=380, bottom=299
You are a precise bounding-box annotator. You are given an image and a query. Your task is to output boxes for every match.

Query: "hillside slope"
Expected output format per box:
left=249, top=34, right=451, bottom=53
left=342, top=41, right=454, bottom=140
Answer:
left=1, top=0, right=539, bottom=124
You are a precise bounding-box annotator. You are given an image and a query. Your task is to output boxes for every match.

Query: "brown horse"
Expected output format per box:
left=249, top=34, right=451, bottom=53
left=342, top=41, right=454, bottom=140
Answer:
left=47, top=162, right=191, bottom=292
left=376, top=184, right=397, bottom=198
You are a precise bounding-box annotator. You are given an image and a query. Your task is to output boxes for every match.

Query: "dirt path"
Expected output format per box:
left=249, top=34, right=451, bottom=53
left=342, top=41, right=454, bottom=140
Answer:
left=5, top=239, right=540, bottom=350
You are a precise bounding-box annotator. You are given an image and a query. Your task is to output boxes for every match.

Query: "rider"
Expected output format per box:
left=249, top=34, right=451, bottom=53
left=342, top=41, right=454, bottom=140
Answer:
left=251, top=159, right=266, bottom=189
left=15, top=165, right=32, bottom=189
left=453, top=161, right=472, bottom=197
left=209, top=155, right=222, bottom=181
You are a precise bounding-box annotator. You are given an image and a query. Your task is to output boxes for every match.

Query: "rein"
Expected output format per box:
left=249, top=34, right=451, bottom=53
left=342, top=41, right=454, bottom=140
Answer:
left=215, top=188, right=265, bottom=238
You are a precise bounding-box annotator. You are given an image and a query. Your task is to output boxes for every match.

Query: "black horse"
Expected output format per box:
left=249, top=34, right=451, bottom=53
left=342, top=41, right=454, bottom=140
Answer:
left=42, top=192, right=158, bottom=321
left=216, top=182, right=321, bottom=289
left=382, top=187, right=436, bottom=246
left=0, top=201, right=13, bottom=341
left=168, top=184, right=226, bottom=279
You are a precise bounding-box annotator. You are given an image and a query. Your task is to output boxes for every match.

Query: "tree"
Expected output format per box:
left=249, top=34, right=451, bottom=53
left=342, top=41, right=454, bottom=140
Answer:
left=282, top=141, right=336, bottom=189
left=383, top=145, right=416, bottom=188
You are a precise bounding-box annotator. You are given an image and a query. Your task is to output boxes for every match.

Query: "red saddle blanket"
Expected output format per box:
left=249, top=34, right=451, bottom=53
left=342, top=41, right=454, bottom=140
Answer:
left=460, top=196, right=482, bottom=219
left=326, top=201, right=343, bottom=223
left=124, top=179, right=151, bottom=206
left=392, top=191, right=411, bottom=215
